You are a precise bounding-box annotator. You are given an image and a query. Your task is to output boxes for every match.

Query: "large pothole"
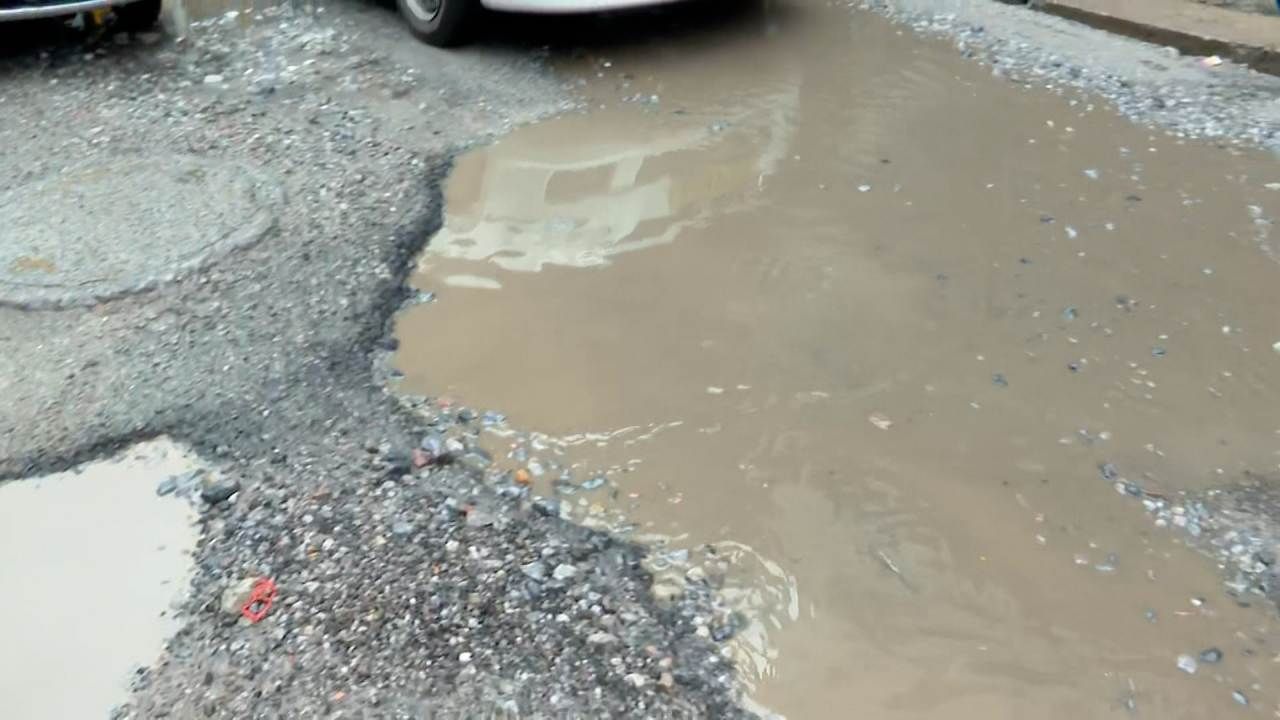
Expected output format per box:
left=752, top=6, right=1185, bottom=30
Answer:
left=0, top=155, right=282, bottom=309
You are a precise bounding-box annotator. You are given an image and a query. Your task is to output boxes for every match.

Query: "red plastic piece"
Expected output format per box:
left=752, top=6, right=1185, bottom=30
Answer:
left=241, top=577, right=278, bottom=623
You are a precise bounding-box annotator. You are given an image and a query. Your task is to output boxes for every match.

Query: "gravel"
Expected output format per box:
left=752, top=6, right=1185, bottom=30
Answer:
left=0, top=6, right=748, bottom=718
left=1141, top=475, right=1280, bottom=607
left=853, top=0, right=1280, bottom=150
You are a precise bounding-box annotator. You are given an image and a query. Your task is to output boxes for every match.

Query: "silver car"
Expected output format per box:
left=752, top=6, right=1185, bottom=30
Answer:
left=0, top=0, right=160, bottom=30
left=399, top=0, right=687, bottom=47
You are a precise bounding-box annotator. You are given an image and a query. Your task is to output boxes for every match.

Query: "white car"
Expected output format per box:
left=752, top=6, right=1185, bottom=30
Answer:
left=0, top=0, right=159, bottom=29
left=398, top=0, right=686, bottom=46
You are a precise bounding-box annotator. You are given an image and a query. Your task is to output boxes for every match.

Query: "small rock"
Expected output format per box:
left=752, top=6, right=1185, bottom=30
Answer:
left=203, top=74, right=225, bottom=85
left=384, top=450, right=411, bottom=474
left=391, top=520, right=414, bottom=537
left=521, top=562, right=547, bottom=581
left=991, top=373, right=1008, bottom=388
left=420, top=433, right=444, bottom=457
left=410, top=447, right=430, bottom=469
left=1151, top=346, right=1167, bottom=358
left=1176, top=654, right=1198, bottom=674
left=219, top=577, right=258, bottom=617
left=586, top=632, right=617, bottom=645
left=868, top=413, right=893, bottom=431
left=1099, top=463, right=1119, bottom=481
left=1062, top=306, right=1078, bottom=321
left=458, top=652, right=472, bottom=664
left=532, top=497, right=561, bottom=518
left=466, top=509, right=495, bottom=528
left=249, top=75, right=277, bottom=96
left=1198, top=647, right=1223, bottom=664
left=623, top=673, right=647, bottom=688
left=552, top=563, right=577, bottom=581
left=580, top=476, right=606, bottom=491
left=657, top=672, right=675, bottom=690
left=200, top=476, right=240, bottom=505
left=651, top=582, right=684, bottom=607
left=155, top=476, right=178, bottom=496
left=459, top=452, right=491, bottom=472
left=1232, top=690, right=1248, bottom=706
left=1094, top=553, right=1118, bottom=573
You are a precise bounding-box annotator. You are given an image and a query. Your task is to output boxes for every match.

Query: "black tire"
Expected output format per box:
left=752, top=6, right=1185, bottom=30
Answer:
left=396, top=0, right=475, bottom=47
left=114, top=0, right=161, bottom=31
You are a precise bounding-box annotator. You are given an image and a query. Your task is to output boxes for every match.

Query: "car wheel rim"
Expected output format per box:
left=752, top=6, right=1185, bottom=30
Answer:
left=405, top=0, right=441, bottom=22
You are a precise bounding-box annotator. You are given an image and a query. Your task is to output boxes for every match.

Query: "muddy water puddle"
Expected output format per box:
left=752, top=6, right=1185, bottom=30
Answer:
left=396, top=3, right=1280, bottom=717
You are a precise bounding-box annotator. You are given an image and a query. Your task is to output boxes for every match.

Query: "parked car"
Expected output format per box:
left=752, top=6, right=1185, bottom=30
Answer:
left=399, top=0, right=687, bottom=47
left=0, top=0, right=159, bottom=29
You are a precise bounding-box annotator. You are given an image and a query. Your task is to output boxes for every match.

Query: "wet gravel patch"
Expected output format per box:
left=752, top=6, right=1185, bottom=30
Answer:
left=854, top=0, right=1280, bottom=150
left=123, top=401, right=746, bottom=718
left=1132, top=473, right=1280, bottom=608
left=0, top=7, right=748, bottom=718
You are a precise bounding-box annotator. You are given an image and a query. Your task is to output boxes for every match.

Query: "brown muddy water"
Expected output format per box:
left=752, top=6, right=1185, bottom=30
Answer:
left=394, top=3, right=1280, bottom=717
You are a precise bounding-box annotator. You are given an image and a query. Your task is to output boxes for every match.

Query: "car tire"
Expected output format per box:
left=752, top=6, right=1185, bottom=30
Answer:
left=397, top=0, right=475, bottom=47
left=114, top=0, right=162, bottom=30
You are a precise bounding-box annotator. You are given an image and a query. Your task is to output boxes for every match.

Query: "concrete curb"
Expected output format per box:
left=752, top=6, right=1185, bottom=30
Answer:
left=1021, top=0, right=1280, bottom=76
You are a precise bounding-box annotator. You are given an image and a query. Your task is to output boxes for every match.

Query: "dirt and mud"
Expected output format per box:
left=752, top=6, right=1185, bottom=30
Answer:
left=4, top=0, right=1280, bottom=717
left=393, top=3, right=1280, bottom=717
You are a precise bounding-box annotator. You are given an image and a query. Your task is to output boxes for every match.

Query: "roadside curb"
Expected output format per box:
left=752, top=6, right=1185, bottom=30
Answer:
left=1022, top=0, right=1280, bottom=76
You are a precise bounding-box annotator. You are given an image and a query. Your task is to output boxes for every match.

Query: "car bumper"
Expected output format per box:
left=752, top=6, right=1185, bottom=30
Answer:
left=0, top=0, right=141, bottom=21
left=480, top=0, right=687, bottom=13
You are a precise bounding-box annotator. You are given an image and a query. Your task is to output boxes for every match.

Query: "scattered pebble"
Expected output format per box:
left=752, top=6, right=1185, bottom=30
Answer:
left=1198, top=647, right=1223, bottom=664
left=868, top=413, right=894, bottom=430
left=1176, top=654, right=1198, bottom=674
left=199, top=476, right=240, bottom=505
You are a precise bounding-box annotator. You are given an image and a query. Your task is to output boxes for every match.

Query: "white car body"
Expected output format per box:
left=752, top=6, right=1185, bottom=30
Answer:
left=0, top=0, right=146, bottom=22
left=481, top=0, right=687, bottom=12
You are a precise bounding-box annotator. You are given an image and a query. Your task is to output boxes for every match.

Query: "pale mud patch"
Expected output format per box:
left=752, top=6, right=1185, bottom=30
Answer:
left=0, top=438, right=200, bottom=720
